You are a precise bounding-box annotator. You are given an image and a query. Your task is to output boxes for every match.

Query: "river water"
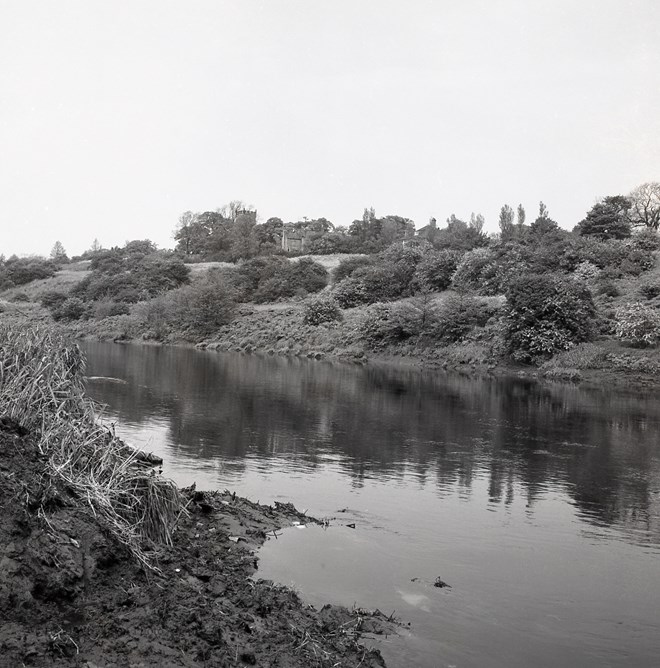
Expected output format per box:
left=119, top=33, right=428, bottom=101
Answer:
left=80, top=340, right=660, bottom=668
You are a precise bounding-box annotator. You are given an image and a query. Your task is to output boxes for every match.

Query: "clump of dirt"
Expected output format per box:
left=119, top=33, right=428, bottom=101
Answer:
left=0, top=418, right=390, bottom=667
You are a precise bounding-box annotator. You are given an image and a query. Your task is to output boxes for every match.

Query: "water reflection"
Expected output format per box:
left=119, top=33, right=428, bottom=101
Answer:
left=81, top=341, right=660, bottom=550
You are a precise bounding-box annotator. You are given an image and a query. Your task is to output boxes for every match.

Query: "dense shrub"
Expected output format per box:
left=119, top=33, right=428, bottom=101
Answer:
left=176, top=276, right=237, bottom=337
left=572, top=261, right=601, bottom=282
left=631, top=228, right=660, bottom=251
left=302, top=296, right=343, bottom=325
left=73, top=252, right=190, bottom=305
left=413, top=250, right=462, bottom=291
left=596, top=280, right=621, bottom=297
left=451, top=248, right=506, bottom=295
left=93, top=300, right=131, bottom=319
left=288, top=258, right=328, bottom=294
left=332, top=276, right=370, bottom=308
left=332, top=256, right=373, bottom=283
left=575, top=238, right=655, bottom=276
left=230, top=256, right=327, bottom=303
left=504, top=273, right=597, bottom=364
left=614, top=302, right=660, bottom=347
left=360, top=303, right=420, bottom=348
left=40, top=290, right=69, bottom=310
left=430, top=295, right=501, bottom=344
left=639, top=283, right=660, bottom=300
left=52, top=297, right=87, bottom=322
left=0, top=256, right=56, bottom=289
left=134, top=273, right=237, bottom=340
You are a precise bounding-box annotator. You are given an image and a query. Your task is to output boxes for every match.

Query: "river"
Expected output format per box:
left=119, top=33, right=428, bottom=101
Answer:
left=80, top=340, right=660, bottom=668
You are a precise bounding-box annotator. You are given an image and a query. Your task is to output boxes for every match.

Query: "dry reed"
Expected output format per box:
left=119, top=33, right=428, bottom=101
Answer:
left=0, top=324, right=185, bottom=568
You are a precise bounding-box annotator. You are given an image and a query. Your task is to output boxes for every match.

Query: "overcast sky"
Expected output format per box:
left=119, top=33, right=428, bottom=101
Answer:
left=1, top=0, right=659, bottom=257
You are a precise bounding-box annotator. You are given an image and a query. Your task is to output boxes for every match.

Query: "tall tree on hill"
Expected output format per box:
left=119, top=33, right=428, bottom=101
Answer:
left=50, top=241, right=68, bottom=262
left=499, top=204, right=515, bottom=239
left=576, top=195, right=632, bottom=240
left=628, top=182, right=660, bottom=231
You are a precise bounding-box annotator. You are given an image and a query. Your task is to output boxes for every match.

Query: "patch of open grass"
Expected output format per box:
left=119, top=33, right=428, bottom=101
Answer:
left=0, top=268, right=91, bottom=302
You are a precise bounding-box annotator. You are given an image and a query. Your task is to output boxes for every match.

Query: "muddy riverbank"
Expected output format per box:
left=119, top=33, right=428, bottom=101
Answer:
left=0, top=417, right=393, bottom=667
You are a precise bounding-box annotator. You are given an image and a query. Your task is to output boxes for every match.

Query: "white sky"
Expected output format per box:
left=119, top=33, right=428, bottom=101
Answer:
left=1, top=0, right=659, bottom=257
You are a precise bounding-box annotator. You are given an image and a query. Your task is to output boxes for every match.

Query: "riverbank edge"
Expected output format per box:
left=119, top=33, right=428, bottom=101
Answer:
left=78, top=329, right=660, bottom=394
left=0, top=419, right=394, bottom=667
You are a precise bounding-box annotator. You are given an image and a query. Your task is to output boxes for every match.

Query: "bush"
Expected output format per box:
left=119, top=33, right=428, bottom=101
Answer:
left=360, top=303, right=420, bottom=348
left=332, top=256, right=373, bottom=283
left=639, top=283, right=660, bottom=300
left=0, top=256, right=56, bottom=288
left=288, top=257, right=328, bottom=294
left=52, top=297, right=87, bottom=322
left=431, top=295, right=500, bottom=344
left=597, top=280, right=621, bottom=297
left=573, top=261, right=601, bottom=282
left=413, top=250, right=462, bottom=291
left=134, top=274, right=237, bottom=340
left=302, top=296, right=343, bottom=326
left=631, top=228, right=660, bottom=251
left=176, top=277, right=237, bottom=337
left=451, top=247, right=522, bottom=295
left=9, top=292, right=30, bottom=302
left=93, top=300, right=131, bottom=319
left=40, top=290, right=69, bottom=309
left=333, top=276, right=370, bottom=308
left=614, top=302, right=660, bottom=347
left=231, top=256, right=328, bottom=303
left=504, top=273, right=597, bottom=364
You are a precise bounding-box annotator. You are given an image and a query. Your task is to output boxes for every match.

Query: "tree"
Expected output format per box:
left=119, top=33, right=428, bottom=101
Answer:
left=576, top=195, right=632, bottom=240
left=50, top=241, right=68, bottom=262
left=499, top=204, right=515, bottom=239
left=530, top=201, right=559, bottom=236
left=469, top=212, right=485, bottom=235
left=230, top=210, right=258, bottom=260
left=628, top=182, right=660, bottom=230
left=517, top=204, right=526, bottom=227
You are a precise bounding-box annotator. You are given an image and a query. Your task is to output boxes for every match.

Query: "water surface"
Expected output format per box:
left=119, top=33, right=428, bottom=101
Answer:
left=81, top=341, right=660, bottom=668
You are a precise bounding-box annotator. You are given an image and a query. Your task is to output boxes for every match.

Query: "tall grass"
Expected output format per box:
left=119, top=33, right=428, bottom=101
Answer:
left=0, top=324, right=184, bottom=568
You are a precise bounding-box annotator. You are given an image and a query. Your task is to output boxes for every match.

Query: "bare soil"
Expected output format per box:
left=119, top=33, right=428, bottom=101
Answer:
left=0, top=418, right=392, bottom=667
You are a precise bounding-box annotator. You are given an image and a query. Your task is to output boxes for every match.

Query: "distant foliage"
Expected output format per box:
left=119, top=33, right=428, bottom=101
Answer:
left=332, top=256, right=373, bottom=283
left=73, top=243, right=190, bottom=305
left=229, top=256, right=328, bottom=303
left=302, top=296, right=343, bottom=326
left=614, top=302, right=660, bottom=347
left=504, top=274, right=597, bottom=364
left=0, top=256, right=56, bottom=289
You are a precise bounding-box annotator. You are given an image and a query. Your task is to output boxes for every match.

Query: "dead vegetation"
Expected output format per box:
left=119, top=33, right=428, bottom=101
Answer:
left=0, top=324, right=184, bottom=568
